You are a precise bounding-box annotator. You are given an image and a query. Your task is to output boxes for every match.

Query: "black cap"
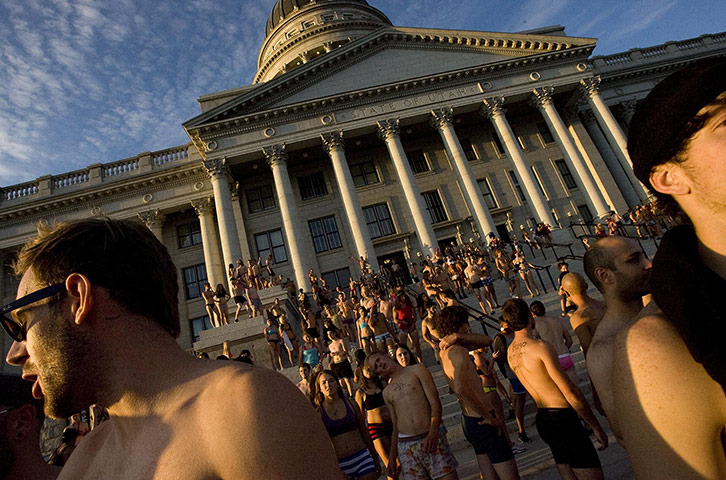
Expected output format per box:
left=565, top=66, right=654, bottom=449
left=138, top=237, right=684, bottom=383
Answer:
left=628, top=57, right=726, bottom=186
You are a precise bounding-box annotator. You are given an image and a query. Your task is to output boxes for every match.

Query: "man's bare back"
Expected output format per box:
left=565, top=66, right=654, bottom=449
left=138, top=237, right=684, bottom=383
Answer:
left=569, top=300, right=605, bottom=356
left=59, top=362, right=342, bottom=479
left=534, top=315, right=572, bottom=358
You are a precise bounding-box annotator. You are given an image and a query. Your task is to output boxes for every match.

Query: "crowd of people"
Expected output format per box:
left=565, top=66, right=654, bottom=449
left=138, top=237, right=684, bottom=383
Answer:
left=1, top=59, right=725, bottom=480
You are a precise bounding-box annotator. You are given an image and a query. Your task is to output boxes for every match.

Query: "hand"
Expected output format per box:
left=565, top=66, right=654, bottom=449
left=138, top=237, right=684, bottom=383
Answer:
left=422, top=428, right=439, bottom=453
left=593, top=426, right=609, bottom=450
left=438, top=333, right=459, bottom=350
left=492, top=350, right=500, bottom=359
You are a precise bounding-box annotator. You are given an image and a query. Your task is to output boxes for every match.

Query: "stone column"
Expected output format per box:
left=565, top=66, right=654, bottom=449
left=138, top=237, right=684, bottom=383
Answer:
left=203, top=157, right=244, bottom=274
left=580, top=77, right=649, bottom=201
left=430, top=107, right=497, bottom=238
left=229, top=182, right=252, bottom=262
left=137, top=208, right=165, bottom=242
left=531, top=87, right=610, bottom=218
left=190, top=197, right=225, bottom=288
left=480, top=97, right=556, bottom=226
left=376, top=119, right=438, bottom=257
left=262, top=144, right=313, bottom=292
left=321, top=131, right=380, bottom=272
left=580, top=110, right=641, bottom=208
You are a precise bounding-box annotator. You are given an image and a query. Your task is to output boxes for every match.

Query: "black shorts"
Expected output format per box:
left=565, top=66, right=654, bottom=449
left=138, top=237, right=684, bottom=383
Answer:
left=535, top=408, right=601, bottom=469
left=330, top=359, right=354, bottom=379
left=234, top=295, right=247, bottom=304
left=305, top=327, right=320, bottom=339
left=462, top=415, right=514, bottom=464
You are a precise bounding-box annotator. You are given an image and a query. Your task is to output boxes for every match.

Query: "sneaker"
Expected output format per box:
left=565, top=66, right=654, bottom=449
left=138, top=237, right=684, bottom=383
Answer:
left=518, top=432, right=532, bottom=443
left=511, top=443, right=527, bottom=454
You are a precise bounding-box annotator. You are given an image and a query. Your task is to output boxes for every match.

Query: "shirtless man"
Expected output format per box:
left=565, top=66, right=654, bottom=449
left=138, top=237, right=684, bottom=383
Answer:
left=582, top=236, right=651, bottom=439
left=530, top=301, right=577, bottom=385
left=3, top=218, right=342, bottom=479
left=613, top=59, right=726, bottom=479
left=366, top=352, right=459, bottom=480
left=502, top=298, right=607, bottom=480
left=231, top=276, right=249, bottom=322
left=368, top=303, right=396, bottom=357
left=437, top=306, right=520, bottom=480
left=560, top=273, right=605, bottom=357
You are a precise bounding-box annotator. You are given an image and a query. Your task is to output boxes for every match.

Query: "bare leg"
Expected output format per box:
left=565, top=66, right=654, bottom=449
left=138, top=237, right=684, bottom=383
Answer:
left=571, top=467, right=605, bottom=480
left=555, top=465, right=578, bottom=480
left=373, top=436, right=391, bottom=470
left=475, top=454, right=500, bottom=480
left=513, top=392, right=527, bottom=438
left=492, top=459, right=521, bottom=480
left=408, top=330, right=423, bottom=363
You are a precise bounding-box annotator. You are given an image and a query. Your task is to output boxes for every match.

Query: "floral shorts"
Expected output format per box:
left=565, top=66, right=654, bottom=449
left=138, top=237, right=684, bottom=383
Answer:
left=398, top=425, right=458, bottom=479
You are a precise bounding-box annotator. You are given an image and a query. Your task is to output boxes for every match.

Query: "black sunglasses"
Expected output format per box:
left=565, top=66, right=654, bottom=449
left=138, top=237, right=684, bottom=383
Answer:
left=1, top=283, right=65, bottom=342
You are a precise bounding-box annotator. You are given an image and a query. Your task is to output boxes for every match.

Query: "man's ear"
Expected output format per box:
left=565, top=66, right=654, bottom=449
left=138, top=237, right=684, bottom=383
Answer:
left=65, top=273, right=94, bottom=326
left=595, top=267, right=614, bottom=288
left=649, top=163, right=690, bottom=197
left=6, top=404, right=36, bottom=443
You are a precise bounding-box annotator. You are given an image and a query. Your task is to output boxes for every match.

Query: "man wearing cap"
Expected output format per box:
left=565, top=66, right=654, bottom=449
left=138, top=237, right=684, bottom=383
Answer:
left=615, top=58, right=726, bottom=479
left=0, top=374, right=60, bottom=480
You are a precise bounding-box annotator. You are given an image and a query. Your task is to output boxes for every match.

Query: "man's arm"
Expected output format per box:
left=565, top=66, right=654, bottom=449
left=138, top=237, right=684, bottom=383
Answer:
left=383, top=389, right=401, bottom=479
left=539, top=341, right=608, bottom=450
left=211, top=367, right=343, bottom=479
left=439, top=332, right=492, bottom=351
left=613, top=314, right=726, bottom=480
left=413, top=365, right=443, bottom=452
left=447, top=348, right=501, bottom=428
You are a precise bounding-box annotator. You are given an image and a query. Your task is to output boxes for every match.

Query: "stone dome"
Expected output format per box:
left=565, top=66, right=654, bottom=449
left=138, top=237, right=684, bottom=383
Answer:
left=256, top=0, right=391, bottom=83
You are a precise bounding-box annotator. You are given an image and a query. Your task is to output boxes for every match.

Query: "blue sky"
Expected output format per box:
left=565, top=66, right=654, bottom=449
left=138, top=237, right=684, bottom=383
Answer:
left=0, top=0, right=723, bottom=187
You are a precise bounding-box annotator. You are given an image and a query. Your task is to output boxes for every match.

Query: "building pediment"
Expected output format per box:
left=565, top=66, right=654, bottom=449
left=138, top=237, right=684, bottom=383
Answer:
left=183, top=26, right=596, bottom=137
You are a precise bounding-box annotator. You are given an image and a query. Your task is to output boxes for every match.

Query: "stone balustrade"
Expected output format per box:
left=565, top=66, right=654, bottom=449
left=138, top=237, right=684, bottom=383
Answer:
left=0, top=144, right=191, bottom=206
left=590, top=33, right=725, bottom=71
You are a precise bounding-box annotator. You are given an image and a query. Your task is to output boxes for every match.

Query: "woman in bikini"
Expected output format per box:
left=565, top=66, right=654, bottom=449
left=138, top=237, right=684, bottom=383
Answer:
left=356, top=307, right=375, bottom=355
left=279, top=313, right=298, bottom=366
left=315, top=370, right=380, bottom=480
left=263, top=317, right=283, bottom=371
left=513, top=250, right=540, bottom=298
left=202, top=282, right=221, bottom=328
left=354, top=365, right=393, bottom=475
left=299, top=333, right=321, bottom=371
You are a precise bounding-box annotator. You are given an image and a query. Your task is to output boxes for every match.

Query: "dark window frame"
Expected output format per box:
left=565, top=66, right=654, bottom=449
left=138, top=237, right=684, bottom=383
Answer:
left=298, top=172, right=328, bottom=200
left=406, top=149, right=431, bottom=174
left=182, top=263, right=208, bottom=300
left=321, top=267, right=351, bottom=292
left=363, top=203, right=396, bottom=239
left=422, top=190, right=448, bottom=224
left=308, top=216, right=342, bottom=253
left=508, top=170, right=527, bottom=204
left=477, top=178, right=498, bottom=210
left=459, top=138, right=478, bottom=161
left=177, top=221, right=202, bottom=249
left=190, top=314, right=213, bottom=342
left=350, top=162, right=380, bottom=187
left=555, top=159, right=578, bottom=190
left=537, top=122, right=555, bottom=144
left=246, top=185, right=276, bottom=213
left=255, top=229, right=288, bottom=264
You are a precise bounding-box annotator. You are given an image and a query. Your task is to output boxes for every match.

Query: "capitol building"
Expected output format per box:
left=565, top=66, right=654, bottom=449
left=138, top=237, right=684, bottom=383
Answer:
left=1, top=0, right=725, bottom=354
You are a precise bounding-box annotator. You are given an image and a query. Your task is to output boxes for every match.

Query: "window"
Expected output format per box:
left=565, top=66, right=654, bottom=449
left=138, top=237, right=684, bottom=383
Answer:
left=246, top=185, right=276, bottom=213
left=406, top=149, right=430, bottom=173
left=537, top=122, right=555, bottom=144
left=299, top=173, right=328, bottom=200
left=182, top=264, right=207, bottom=300
left=477, top=178, right=498, bottom=210
left=422, top=190, right=448, bottom=224
left=459, top=138, right=478, bottom=161
left=578, top=204, right=594, bottom=223
left=177, top=221, right=202, bottom=249
left=508, top=171, right=527, bottom=203
left=255, top=229, right=287, bottom=264
left=517, top=136, right=528, bottom=151
left=350, top=162, right=379, bottom=187
left=531, top=166, right=548, bottom=199
left=555, top=159, right=577, bottom=190
left=321, top=267, right=351, bottom=292
left=491, top=134, right=505, bottom=156
left=190, top=314, right=212, bottom=343
left=363, top=203, right=396, bottom=238
left=309, top=216, right=342, bottom=253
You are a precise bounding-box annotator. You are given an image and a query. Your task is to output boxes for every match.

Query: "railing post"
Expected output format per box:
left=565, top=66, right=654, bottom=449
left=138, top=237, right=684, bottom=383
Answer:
left=88, top=164, right=103, bottom=186
left=37, top=175, right=52, bottom=197
left=138, top=152, right=153, bottom=173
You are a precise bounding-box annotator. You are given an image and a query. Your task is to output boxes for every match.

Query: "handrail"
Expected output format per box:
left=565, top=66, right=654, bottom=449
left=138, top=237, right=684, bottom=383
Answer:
left=529, top=263, right=556, bottom=292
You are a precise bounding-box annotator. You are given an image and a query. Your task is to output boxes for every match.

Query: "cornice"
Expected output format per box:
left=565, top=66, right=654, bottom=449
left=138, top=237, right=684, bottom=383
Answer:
left=595, top=57, right=724, bottom=85
left=189, top=45, right=593, bottom=144
left=0, top=164, right=207, bottom=226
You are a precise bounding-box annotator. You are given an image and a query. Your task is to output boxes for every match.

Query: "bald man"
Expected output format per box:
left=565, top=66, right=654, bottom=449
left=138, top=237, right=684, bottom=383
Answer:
left=583, top=236, right=651, bottom=439
left=560, top=273, right=605, bottom=357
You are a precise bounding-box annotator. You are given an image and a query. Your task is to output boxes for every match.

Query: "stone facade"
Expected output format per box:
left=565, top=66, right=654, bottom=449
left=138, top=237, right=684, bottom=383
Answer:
left=1, top=0, right=725, bottom=363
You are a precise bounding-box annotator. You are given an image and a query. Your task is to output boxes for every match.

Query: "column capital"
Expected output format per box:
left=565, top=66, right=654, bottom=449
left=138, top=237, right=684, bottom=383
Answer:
left=262, top=144, right=288, bottom=168
left=619, top=99, right=638, bottom=125
left=203, top=157, right=230, bottom=179
left=321, top=131, right=345, bottom=154
left=137, top=208, right=165, bottom=229
left=429, top=106, right=454, bottom=131
left=376, top=119, right=400, bottom=141
left=479, top=96, right=505, bottom=119
left=579, top=76, right=601, bottom=98
left=190, top=196, right=215, bottom=216
left=530, top=86, right=555, bottom=110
